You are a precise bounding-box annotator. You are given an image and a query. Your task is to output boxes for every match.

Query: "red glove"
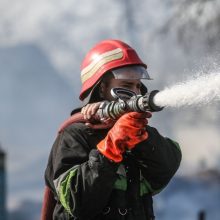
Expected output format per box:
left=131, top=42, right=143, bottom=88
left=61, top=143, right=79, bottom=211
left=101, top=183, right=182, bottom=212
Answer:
left=97, top=112, right=151, bottom=163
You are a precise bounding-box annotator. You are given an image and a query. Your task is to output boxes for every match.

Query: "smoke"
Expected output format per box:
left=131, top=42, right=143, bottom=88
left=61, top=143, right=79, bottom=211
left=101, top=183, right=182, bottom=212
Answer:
left=0, top=0, right=122, bottom=82
left=153, top=72, right=220, bottom=108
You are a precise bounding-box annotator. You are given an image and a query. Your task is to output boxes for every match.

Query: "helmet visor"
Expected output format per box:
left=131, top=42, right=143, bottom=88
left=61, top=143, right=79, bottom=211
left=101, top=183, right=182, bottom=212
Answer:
left=111, top=65, right=152, bottom=80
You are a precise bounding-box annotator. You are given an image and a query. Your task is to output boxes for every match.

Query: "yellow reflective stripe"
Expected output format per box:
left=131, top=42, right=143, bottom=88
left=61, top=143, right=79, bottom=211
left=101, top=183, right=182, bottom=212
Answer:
left=81, top=48, right=123, bottom=83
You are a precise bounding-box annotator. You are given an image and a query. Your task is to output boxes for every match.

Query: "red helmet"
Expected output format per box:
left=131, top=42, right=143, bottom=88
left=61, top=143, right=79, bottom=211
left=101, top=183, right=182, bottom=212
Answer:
left=79, top=39, right=148, bottom=101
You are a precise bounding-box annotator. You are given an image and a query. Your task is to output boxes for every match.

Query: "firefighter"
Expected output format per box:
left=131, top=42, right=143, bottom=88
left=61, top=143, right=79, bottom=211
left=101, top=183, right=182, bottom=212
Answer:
left=44, top=39, right=182, bottom=220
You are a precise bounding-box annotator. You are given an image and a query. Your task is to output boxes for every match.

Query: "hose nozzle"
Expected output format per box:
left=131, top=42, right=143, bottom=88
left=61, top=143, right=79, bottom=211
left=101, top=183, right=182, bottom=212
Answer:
left=138, top=90, right=164, bottom=112
left=96, top=88, right=164, bottom=121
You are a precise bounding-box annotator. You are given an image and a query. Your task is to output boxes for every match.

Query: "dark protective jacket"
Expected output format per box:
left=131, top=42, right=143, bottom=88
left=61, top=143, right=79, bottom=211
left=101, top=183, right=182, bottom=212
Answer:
left=44, top=118, right=182, bottom=220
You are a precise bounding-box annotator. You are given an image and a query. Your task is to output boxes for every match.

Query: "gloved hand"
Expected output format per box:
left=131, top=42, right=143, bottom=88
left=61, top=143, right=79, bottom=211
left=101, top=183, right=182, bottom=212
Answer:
left=97, top=112, right=152, bottom=163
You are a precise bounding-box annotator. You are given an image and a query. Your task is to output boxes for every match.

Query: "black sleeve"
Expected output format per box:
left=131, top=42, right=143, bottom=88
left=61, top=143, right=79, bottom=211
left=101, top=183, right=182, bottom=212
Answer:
left=132, top=125, right=182, bottom=192
left=45, top=123, right=119, bottom=219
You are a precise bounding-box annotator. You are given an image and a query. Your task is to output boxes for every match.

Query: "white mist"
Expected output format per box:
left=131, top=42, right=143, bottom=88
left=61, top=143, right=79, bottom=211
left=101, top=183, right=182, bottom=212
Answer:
left=153, top=72, right=220, bottom=108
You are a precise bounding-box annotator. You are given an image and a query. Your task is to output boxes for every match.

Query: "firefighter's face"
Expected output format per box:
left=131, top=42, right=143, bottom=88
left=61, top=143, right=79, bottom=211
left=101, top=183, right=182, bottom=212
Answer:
left=100, top=78, right=142, bottom=101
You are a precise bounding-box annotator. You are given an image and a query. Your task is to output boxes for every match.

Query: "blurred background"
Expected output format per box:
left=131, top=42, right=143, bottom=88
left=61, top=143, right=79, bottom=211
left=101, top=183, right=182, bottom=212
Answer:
left=0, top=0, right=220, bottom=219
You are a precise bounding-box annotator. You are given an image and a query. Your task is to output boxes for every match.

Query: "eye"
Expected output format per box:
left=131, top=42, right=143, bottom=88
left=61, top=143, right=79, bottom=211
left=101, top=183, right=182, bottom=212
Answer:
left=121, top=84, right=133, bottom=89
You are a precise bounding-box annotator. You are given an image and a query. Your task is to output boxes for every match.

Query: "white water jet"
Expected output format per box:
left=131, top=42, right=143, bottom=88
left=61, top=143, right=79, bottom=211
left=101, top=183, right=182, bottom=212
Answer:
left=153, top=72, right=220, bottom=108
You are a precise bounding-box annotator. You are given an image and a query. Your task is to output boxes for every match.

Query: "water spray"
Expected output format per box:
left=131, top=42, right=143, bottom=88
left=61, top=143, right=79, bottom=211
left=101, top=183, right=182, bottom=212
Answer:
left=96, top=72, right=220, bottom=121
left=153, top=72, right=220, bottom=108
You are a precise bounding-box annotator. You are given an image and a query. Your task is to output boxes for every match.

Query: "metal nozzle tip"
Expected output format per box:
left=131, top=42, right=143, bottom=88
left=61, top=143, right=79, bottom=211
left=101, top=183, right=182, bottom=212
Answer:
left=149, top=90, right=164, bottom=112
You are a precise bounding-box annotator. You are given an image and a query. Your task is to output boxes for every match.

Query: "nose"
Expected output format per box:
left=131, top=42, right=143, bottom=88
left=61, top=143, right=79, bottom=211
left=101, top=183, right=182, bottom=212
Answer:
left=131, top=84, right=141, bottom=95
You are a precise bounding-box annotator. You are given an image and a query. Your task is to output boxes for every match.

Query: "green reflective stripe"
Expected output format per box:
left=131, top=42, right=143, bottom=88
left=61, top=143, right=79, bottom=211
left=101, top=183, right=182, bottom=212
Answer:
left=140, top=178, right=153, bottom=196
left=53, top=165, right=79, bottom=195
left=59, top=169, right=78, bottom=216
left=113, top=175, right=127, bottom=191
left=113, top=175, right=162, bottom=196
left=140, top=178, right=164, bottom=196
left=168, top=138, right=181, bottom=152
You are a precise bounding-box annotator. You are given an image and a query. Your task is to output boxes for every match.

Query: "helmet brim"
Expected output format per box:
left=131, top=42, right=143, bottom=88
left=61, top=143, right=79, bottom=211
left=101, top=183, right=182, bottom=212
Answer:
left=111, top=65, right=152, bottom=80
